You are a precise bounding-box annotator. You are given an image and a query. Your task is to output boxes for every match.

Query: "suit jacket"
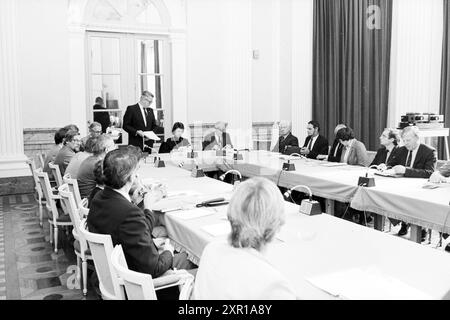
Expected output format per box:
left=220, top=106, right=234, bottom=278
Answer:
left=93, top=104, right=110, bottom=133
left=202, top=132, right=233, bottom=151
left=341, top=139, right=370, bottom=167
left=328, top=139, right=344, bottom=163
left=271, top=133, right=299, bottom=154
left=123, top=104, right=158, bottom=150
left=159, top=136, right=190, bottom=153
left=54, top=145, right=76, bottom=175
left=87, top=187, right=173, bottom=278
left=387, top=144, right=437, bottom=178
left=370, top=145, right=401, bottom=167
left=302, top=135, right=329, bottom=159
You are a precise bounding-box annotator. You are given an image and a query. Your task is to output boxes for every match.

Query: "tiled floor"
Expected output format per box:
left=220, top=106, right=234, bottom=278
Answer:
left=0, top=194, right=98, bottom=300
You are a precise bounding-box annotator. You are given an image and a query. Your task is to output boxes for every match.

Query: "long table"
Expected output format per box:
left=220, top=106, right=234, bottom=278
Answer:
left=153, top=150, right=450, bottom=241
left=138, top=162, right=450, bottom=299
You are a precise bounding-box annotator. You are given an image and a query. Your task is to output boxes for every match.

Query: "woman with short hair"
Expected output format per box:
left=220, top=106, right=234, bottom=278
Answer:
left=336, top=127, right=369, bottom=167
left=158, top=122, right=190, bottom=153
left=193, top=177, right=296, bottom=299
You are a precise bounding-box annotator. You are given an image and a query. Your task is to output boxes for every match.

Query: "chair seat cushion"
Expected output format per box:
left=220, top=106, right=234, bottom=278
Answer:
left=74, top=239, right=91, bottom=255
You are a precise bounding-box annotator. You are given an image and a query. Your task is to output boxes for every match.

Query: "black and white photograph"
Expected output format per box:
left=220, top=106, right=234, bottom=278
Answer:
left=1, top=0, right=450, bottom=307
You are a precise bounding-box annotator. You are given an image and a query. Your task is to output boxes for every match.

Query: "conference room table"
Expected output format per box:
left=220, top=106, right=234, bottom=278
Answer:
left=152, top=150, right=450, bottom=242
left=138, top=162, right=450, bottom=299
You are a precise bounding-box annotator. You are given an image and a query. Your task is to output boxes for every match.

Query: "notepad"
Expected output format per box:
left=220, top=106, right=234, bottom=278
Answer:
left=306, top=268, right=433, bottom=300
left=201, top=222, right=231, bottom=237
left=169, top=208, right=214, bottom=220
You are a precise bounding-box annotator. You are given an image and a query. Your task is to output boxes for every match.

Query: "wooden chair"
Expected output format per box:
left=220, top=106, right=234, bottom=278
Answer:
left=110, top=245, right=194, bottom=300
left=79, top=219, right=125, bottom=300
left=48, top=162, right=63, bottom=188
left=79, top=198, right=89, bottom=218
left=36, top=170, right=72, bottom=253
left=27, top=159, right=46, bottom=226
left=63, top=173, right=82, bottom=208
left=38, top=152, right=46, bottom=169
left=58, top=185, right=92, bottom=295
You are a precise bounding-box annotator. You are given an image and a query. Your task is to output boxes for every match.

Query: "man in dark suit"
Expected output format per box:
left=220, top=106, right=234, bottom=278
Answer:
left=327, top=124, right=346, bottom=162
left=301, top=120, right=329, bottom=159
left=271, top=121, right=299, bottom=154
left=202, top=121, right=233, bottom=151
left=87, top=148, right=194, bottom=298
left=123, top=91, right=158, bottom=151
left=387, top=126, right=437, bottom=237
left=370, top=128, right=402, bottom=166
left=93, top=97, right=110, bottom=133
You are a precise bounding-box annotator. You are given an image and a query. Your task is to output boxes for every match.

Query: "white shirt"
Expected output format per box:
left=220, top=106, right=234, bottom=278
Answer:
left=342, top=139, right=355, bottom=164
left=112, top=188, right=131, bottom=203
left=406, top=144, right=420, bottom=168
left=192, top=241, right=297, bottom=300
left=138, top=102, right=147, bottom=127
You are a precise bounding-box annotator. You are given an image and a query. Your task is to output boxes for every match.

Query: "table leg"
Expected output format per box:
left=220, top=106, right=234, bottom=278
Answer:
left=410, top=224, right=422, bottom=243
left=325, top=199, right=335, bottom=216
left=373, top=214, right=385, bottom=231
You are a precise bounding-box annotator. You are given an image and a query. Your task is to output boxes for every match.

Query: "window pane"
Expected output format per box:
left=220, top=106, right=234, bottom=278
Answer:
left=139, top=74, right=163, bottom=109
left=91, top=75, right=121, bottom=109
left=91, top=37, right=120, bottom=74
left=137, top=40, right=163, bottom=75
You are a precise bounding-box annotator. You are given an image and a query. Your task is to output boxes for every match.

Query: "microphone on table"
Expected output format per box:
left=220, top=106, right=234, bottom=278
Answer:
left=144, top=147, right=165, bottom=168
left=187, top=146, right=198, bottom=159
left=233, top=149, right=244, bottom=161
left=358, top=165, right=378, bottom=187
left=283, top=184, right=322, bottom=216
left=191, top=159, right=205, bottom=178
left=282, top=153, right=304, bottom=171
left=219, top=169, right=243, bottom=189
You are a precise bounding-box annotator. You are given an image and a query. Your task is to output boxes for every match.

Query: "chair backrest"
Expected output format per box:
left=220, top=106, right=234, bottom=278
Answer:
left=48, top=162, right=63, bottom=187
left=27, top=159, right=42, bottom=198
left=36, top=169, right=59, bottom=214
left=79, top=198, right=89, bottom=218
left=58, top=184, right=82, bottom=234
left=38, top=153, right=45, bottom=169
left=63, top=174, right=82, bottom=208
left=179, top=276, right=194, bottom=300
left=110, top=245, right=157, bottom=300
left=79, top=219, right=124, bottom=300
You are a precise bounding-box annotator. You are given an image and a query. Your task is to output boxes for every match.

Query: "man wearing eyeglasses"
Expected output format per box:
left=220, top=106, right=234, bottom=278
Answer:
left=123, top=91, right=158, bottom=151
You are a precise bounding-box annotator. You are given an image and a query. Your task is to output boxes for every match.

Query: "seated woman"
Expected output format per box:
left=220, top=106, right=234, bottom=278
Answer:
left=326, top=124, right=346, bottom=162
left=370, top=128, right=401, bottom=167
left=193, top=177, right=296, bottom=299
left=158, top=122, right=190, bottom=153
left=336, top=127, right=369, bottom=167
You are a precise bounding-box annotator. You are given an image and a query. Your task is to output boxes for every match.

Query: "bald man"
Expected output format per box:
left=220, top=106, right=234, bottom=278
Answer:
left=271, top=121, right=299, bottom=154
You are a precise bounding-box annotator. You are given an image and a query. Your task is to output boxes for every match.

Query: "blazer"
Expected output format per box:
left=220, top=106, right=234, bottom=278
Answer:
left=192, top=241, right=297, bottom=300
left=370, top=145, right=401, bottom=167
left=87, top=187, right=173, bottom=278
left=302, top=135, right=329, bottom=159
left=202, top=131, right=233, bottom=151
left=341, top=139, right=370, bottom=167
left=387, top=144, right=437, bottom=178
left=328, top=139, right=344, bottom=163
left=271, top=132, right=299, bottom=154
left=54, top=145, right=76, bottom=175
left=123, top=104, right=158, bottom=150
left=159, top=136, right=190, bottom=153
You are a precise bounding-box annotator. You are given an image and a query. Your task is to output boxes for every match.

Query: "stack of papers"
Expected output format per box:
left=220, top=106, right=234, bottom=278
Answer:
left=201, top=222, right=231, bottom=237
left=168, top=208, right=214, bottom=220
left=143, top=131, right=160, bottom=141
left=306, top=268, right=433, bottom=300
left=319, top=162, right=347, bottom=167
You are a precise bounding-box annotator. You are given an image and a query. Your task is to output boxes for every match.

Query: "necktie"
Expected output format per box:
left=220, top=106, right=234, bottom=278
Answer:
left=405, top=150, right=413, bottom=167
left=307, top=137, right=313, bottom=150
left=144, top=108, right=148, bottom=117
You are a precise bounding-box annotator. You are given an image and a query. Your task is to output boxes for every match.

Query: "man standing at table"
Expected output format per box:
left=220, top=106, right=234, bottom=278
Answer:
left=271, top=121, right=299, bottom=154
left=300, top=120, right=329, bottom=159
left=387, top=126, right=437, bottom=237
left=123, top=91, right=158, bottom=151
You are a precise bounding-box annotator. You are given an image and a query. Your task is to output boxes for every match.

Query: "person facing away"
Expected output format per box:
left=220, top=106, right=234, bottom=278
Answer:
left=77, top=135, right=116, bottom=199
left=123, top=91, right=158, bottom=151
left=159, top=122, right=191, bottom=153
left=65, top=136, right=98, bottom=179
left=327, top=123, right=347, bottom=162
left=43, top=127, right=68, bottom=179
left=54, top=130, right=82, bottom=175
left=270, top=121, right=299, bottom=154
left=87, top=147, right=194, bottom=280
left=202, top=121, right=233, bottom=151
left=370, top=128, right=402, bottom=167
left=93, top=97, right=110, bottom=133
left=336, top=126, right=369, bottom=167
left=300, top=120, right=329, bottom=159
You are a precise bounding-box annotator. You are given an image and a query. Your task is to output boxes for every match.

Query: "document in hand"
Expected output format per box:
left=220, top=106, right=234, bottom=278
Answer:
left=143, top=131, right=160, bottom=141
left=305, top=268, right=433, bottom=300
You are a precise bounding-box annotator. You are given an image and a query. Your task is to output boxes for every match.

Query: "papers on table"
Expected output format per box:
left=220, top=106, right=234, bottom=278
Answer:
left=306, top=268, right=433, bottom=300
left=143, top=131, right=160, bottom=141
left=422, top=182, right=450, bottom=189
left=319, top=162, right=348, bottom=167
left=374, top=169, right=403, bottom=178
left=201, top=222, right=231, bottom=237
left=166, top=190, right=202, bottom=199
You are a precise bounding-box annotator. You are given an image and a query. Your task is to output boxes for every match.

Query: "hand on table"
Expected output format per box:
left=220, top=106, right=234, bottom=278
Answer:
left=429, top=171, right=448, bottom=184
left=377, top=163, right=388, bottom=171
left=393, top=165, right=406, bottom=175
left=316, top=154, right=327, bottom=161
